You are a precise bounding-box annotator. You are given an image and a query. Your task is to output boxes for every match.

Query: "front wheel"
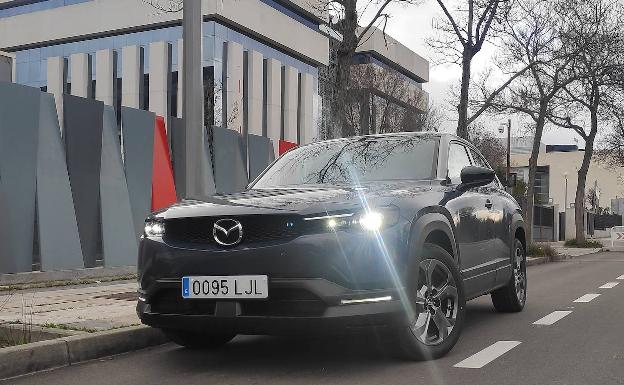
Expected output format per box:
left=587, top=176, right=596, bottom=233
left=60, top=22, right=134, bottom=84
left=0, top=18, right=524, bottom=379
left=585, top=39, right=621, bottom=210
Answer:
left=392, top=243, right=466, bottom=361
left=164, top=329, right=236, bottom=349
left=491, top=238, right=527, bottom=312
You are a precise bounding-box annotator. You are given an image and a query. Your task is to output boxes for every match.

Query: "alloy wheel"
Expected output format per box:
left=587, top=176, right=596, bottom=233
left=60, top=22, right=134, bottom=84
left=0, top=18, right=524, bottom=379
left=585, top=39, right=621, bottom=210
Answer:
left=514, top=245, right=527, bottom=305
left=411, top=259, right=459, bottom=346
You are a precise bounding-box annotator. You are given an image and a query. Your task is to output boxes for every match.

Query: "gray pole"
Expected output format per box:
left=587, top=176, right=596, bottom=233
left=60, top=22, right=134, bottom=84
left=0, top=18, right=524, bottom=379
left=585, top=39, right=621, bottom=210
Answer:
left=182, top=0, right=215, bottom=198
left=507, top=118, right=511, bottom=187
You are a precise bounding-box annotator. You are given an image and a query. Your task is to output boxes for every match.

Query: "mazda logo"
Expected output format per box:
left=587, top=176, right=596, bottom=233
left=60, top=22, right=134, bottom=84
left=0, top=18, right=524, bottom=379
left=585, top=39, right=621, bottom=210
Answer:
left=213, top=219, right=243, bottom=246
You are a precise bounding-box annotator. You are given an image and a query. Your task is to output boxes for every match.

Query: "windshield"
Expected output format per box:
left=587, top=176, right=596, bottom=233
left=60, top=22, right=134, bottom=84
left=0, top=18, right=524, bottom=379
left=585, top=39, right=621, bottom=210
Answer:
left=252, top=135, right=437, bottom=188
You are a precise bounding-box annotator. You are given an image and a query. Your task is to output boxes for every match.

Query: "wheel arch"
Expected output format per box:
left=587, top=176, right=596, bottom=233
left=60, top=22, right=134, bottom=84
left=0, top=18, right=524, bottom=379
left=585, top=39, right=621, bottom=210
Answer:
left=409, top=210, right=460, bottom=267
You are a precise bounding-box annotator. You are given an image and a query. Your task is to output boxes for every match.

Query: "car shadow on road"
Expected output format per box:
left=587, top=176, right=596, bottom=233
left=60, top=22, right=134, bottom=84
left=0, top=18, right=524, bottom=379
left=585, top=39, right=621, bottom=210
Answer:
left=157, top=302, right=505, bottom=378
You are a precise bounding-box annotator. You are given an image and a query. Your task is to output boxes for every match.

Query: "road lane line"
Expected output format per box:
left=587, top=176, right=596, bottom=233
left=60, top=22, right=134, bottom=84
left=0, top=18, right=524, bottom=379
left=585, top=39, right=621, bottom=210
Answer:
left=453, top=341, right=521, bottom=369
left=599, top=282, right=619, bottom=289
left=617, top=274, right=624, bottom=280
left=573, top=294, right=600, bottom=303
left=533, top=310, right=572, bottom=325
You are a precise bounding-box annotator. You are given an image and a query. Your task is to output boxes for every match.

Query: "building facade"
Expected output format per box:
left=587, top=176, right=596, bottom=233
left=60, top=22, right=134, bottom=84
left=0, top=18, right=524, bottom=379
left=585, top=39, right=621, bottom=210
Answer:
left=0, top=0, right=330, bottom=153
left=0, top=0, right=430, bottom=152
left=511, top=146, right=624, bottom=213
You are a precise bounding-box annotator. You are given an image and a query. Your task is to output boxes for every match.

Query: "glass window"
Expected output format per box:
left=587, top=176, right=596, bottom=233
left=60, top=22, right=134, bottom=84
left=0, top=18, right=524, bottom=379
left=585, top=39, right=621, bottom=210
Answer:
left=253, top=135, right=437, bottom=188
left=447, top=143, right=472, bottom=184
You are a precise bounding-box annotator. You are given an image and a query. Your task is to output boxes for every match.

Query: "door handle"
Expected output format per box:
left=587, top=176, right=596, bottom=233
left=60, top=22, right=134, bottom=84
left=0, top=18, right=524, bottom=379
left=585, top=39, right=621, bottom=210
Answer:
left=485, top=199, right=493, bottom=209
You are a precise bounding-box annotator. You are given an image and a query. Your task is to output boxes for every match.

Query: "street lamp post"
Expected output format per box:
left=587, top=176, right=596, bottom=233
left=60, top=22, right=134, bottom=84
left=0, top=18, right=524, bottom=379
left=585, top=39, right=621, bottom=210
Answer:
left=499, top=119, right=512, bottom=187
left=564, top=172, right=568, bottom=210
left=182, top=0, right=215, bottom=198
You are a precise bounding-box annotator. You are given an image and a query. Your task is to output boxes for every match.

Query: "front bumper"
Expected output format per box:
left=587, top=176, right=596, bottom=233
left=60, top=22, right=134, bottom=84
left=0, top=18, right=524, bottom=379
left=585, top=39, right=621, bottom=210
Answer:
left=137, top=226, right=411, bottom=335
left=137, top=278, right=406, bottom=335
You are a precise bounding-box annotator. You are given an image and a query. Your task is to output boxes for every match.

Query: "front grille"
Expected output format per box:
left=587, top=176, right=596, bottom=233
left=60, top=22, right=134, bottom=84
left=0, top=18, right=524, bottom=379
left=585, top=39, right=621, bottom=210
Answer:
left=164, top=215, right=301, bottom=245
left=149, top=287, right=327, bottom=317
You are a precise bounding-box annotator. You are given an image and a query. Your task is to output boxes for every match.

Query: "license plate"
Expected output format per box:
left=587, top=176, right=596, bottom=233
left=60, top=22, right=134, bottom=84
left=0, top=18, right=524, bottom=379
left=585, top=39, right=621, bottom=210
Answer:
left=182, top=275, right=268, bottom=299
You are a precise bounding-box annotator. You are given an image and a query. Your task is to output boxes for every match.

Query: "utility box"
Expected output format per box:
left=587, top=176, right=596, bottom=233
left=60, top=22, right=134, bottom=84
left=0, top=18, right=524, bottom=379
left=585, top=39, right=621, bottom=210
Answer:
left=0, top=51, right=14, bottom=82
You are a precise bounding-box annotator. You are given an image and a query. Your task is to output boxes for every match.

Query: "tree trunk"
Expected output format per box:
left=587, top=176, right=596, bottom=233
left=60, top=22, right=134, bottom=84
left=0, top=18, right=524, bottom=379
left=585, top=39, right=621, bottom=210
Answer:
left=456, top=50, right=472, bottom=139
left=525, top=109, right=547, bottom=244
left=574, top=107, right=598, bottom=244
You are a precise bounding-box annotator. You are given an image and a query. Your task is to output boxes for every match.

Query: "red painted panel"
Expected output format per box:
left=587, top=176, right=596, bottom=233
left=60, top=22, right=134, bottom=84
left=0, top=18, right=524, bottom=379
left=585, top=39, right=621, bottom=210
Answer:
left=151, top=116, right=177, bottom=211
left=278, top=140, right=298, bottom=155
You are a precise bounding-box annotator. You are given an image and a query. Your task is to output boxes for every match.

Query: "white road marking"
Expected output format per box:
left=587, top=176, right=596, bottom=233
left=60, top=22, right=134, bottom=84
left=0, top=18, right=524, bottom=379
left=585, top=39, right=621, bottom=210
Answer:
left=453, top=341, right=521, bottom=369
left=533, top=310, right=572, bottom=325
left=599, top=282, right=619, bottom=289
left=617, top=274, right=624, bottom=280
left=573, top=293, right=600, bottom=303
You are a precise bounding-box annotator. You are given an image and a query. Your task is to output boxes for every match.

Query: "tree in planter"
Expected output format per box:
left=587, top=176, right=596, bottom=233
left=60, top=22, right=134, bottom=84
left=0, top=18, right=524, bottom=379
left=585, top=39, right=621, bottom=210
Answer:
left=544, top=0, right=624, bottom=243
left=316, top=0, right=420, bottom=138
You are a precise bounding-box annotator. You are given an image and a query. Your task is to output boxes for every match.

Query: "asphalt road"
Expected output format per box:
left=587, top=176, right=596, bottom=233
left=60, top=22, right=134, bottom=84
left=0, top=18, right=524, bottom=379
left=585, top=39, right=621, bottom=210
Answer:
left=5, top=251, right=624, bottom=385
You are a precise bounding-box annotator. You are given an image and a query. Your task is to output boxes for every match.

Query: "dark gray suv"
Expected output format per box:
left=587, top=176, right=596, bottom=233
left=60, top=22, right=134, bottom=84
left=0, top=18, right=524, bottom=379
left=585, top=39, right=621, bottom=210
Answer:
left=137, top=133, right=527, bottom=360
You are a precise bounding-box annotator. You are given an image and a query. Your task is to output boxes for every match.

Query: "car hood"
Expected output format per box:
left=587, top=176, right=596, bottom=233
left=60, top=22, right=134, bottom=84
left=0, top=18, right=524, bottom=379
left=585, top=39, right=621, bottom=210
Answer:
left=155, top=182, right=434, bottom=220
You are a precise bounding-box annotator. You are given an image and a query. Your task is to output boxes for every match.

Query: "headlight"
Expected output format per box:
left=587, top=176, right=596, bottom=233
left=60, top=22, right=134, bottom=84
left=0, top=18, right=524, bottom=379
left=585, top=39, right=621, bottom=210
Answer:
left=304, top=206, right=400, bottom=232
left=144, top=219, right=165, bottom=238
left=357, top=207, right=400, bottom=231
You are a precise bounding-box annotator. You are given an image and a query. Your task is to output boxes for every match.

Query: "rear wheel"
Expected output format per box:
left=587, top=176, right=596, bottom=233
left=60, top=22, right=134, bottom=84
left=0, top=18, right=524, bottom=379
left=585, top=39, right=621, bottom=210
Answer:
left=491, top=238, right=527, bottom=312
left=392, top=243, right=466, bottom=361
left=164, top=329, right=236, bottom=349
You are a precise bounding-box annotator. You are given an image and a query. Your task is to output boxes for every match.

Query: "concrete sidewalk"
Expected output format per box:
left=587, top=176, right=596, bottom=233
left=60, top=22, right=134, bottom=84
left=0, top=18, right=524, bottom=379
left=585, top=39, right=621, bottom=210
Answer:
left=0, top=281, right=139, bottom=332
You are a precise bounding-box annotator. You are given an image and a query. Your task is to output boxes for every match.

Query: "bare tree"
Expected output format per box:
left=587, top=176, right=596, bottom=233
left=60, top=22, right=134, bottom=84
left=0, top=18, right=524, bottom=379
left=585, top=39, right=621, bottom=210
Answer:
left=429, top=0, right=509, bottom=139
left=481, top=0, right=581, bottom=243
left=317, top=0, right=419, bottom=138
left=468, top=124, right=506, bottom=172
left=142, top=0, right=183, bottom=12
left=543, top=0, right=624, bottom=243
left=597, top=109, right=624, bottom=168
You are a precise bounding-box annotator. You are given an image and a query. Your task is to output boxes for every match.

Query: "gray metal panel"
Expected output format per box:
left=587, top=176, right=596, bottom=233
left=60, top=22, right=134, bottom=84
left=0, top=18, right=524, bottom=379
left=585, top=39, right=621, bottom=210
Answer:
left=121, top=107, right=154, bottom=239
left=37, top=93, right=84, bottom=271
left=0, top=82, right=39, bottom=273
left=247, top=134, right=275, bottom=181
left=169, top=116, right=186, bottom=199
left=101, top=106, right=138, bottom=267
left=63, top=95, right=104, bottom=268
left=212, top=126, right=248, bottom=194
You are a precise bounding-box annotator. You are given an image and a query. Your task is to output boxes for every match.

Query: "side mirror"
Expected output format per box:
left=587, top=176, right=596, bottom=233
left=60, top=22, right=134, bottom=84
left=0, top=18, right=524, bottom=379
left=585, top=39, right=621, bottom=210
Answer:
left=458, top=166, right=495, bottom=191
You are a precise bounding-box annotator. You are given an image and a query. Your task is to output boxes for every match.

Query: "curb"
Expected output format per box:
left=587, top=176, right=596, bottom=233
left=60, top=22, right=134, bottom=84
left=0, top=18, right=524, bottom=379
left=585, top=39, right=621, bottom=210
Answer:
left=526, top=257, right=548, bottom=266
left=0, top=266, right=137, bottom=286
left=0, top=325, right=167, bottom=380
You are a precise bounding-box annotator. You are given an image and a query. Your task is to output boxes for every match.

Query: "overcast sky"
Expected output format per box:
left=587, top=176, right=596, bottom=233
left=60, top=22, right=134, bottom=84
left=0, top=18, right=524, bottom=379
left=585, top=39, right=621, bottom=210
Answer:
left=367, top=0, right=582, bottom=146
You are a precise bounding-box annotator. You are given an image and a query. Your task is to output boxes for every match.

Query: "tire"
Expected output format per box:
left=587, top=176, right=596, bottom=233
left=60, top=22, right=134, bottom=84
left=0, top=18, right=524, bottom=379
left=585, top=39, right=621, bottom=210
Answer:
left=164, top=329, right=236, bottom=349
left=491, top=238, right=527, bottom=313
left=392, top=243, right=466, bottom=361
